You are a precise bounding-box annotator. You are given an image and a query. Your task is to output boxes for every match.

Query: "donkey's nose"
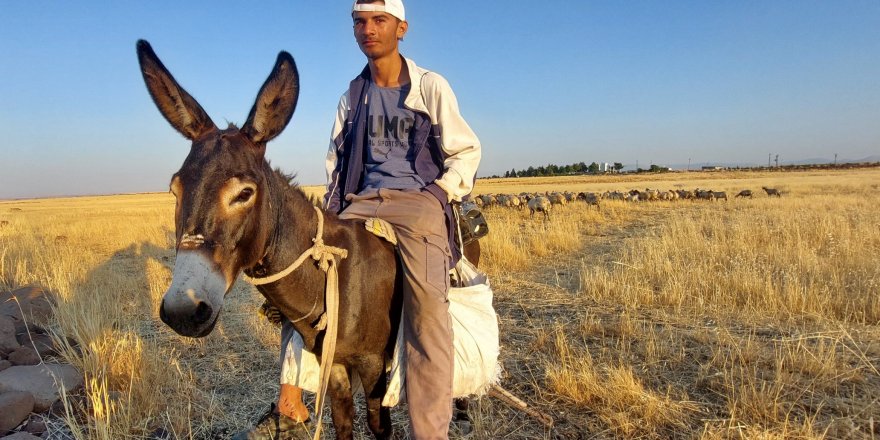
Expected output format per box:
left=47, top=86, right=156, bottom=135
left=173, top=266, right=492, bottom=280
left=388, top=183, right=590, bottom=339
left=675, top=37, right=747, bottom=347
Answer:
left=192, top=301, right=213, bottom=325
left=159, top=298, right=213, bottom=327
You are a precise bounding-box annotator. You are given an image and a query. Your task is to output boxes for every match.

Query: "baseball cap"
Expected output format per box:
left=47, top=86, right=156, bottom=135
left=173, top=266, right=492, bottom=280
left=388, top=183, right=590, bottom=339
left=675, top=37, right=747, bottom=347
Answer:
left=352, top=0, right=405, bottom=22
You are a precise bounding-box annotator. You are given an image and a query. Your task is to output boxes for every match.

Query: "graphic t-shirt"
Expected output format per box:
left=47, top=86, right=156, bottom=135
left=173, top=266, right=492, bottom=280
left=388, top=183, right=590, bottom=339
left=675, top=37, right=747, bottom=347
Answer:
left=362, top=81, right=424, bottom=190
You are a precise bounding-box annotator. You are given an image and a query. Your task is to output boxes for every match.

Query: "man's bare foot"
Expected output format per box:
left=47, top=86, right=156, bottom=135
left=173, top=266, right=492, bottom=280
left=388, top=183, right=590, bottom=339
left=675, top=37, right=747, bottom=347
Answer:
left=277, top=384, right=311, bottom=422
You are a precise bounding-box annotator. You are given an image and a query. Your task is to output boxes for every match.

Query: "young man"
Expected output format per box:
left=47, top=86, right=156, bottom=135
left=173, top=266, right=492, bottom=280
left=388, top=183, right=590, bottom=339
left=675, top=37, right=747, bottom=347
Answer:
left=235, top=1, right=480, bottom=438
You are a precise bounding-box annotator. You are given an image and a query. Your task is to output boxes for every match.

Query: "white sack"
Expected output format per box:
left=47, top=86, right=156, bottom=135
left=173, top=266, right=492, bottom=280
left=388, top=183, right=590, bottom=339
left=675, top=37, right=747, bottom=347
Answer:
left=280, top=257, right=500, bottom=407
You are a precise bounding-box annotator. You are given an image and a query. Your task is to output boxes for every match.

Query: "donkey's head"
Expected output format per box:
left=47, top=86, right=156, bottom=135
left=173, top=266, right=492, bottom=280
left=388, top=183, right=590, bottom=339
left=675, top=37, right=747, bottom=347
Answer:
left=137, top=40, right=299, bottom=337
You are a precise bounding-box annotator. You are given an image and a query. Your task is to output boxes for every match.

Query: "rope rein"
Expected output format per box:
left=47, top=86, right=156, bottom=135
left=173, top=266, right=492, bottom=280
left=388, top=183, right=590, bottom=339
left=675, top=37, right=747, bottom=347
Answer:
left=241, top=205, right=347, bottom=440
left=242, top=205, right=347, bottom=286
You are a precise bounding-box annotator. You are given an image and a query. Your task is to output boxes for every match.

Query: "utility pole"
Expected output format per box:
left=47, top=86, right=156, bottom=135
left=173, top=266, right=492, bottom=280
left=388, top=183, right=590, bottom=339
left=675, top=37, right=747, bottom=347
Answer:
left=834, top=153, right=838, bottom=165
left=774, top=154, right=779, bottom=168
left=768, top=153, right=772, bottom=168
left=687, top=158, right=691, bottom=171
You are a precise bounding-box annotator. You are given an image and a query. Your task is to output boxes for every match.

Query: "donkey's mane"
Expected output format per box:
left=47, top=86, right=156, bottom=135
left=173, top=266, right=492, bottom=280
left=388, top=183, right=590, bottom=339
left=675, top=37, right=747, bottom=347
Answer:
left=267, top=164, right=323, bottom=209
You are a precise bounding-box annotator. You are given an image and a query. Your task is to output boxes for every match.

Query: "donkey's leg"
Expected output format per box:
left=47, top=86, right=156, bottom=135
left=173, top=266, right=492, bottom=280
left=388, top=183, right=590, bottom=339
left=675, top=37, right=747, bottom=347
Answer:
left=328, top=365, right=355, bottom=440
left=355, top=356, right=392, bottom=439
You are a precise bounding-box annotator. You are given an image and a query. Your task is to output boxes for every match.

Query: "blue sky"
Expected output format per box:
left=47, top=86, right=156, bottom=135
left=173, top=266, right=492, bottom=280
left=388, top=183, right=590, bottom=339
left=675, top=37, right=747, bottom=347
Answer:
left=1, top=1, right=878, bottom=199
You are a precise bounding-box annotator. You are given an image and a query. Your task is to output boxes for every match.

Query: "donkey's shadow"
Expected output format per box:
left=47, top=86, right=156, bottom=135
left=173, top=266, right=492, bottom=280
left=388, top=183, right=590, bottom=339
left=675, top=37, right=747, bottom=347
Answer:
left=65, top=235, right=285, bottom=437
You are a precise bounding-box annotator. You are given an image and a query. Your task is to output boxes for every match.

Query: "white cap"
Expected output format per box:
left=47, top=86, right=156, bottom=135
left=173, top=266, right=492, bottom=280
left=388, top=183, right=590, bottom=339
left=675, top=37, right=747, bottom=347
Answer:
left=352, top=0, right=405, bottom=22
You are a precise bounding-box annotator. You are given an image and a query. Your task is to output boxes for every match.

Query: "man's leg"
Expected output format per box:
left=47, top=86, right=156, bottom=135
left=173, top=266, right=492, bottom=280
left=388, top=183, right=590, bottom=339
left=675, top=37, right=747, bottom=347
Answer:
left=338, top=188, right=454, bottom=439
left=277, top=319, right=312, bottom=421
left=277, top=385, right=310, bottom=421
left=373, top=189, right=454, bottom=440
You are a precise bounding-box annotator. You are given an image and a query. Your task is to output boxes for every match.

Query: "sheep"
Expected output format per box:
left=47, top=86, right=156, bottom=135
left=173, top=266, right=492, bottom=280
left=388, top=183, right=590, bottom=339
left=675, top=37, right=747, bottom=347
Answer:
left=579, top=192, right=601, bottom=210
left=548, top=192, right=567, bottom=206
left=695, top=189, right=715, bottom=201
left=478, top=194, right=496, bottom=207
left=712, top=191, right=728, bottom=201
left=677, top=189, right=695, bottom=200
left=762, top=187, right=782, bottom=197
left=659, top=190, right=678, bottom=201
left=508, top=194, right=522, bottom=209
left=735, top=190, right=753, bottom=199
left=603, top=191, right=625, bottom=201
left=644, top=188, right=661, bottom=201
left=496, top=194, right=513, bottom=208
left=528, top=196, right=552, bottom=220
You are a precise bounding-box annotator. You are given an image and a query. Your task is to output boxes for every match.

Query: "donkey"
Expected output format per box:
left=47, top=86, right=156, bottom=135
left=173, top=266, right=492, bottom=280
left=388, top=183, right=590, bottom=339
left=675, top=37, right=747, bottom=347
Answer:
left=139, top=40, right=480, bottom=439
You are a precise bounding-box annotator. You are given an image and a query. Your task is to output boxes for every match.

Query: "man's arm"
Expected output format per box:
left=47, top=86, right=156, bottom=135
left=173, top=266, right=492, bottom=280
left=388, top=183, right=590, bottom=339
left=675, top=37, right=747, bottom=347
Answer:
left=324, top=93, right=351, bottom=212
left=421, top=73, right=481, bottom=203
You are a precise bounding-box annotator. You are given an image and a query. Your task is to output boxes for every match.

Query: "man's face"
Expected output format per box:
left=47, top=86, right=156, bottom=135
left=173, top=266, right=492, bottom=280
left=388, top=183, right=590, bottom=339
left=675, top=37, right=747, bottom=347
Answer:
left=353, top=11, right=407, bottom=60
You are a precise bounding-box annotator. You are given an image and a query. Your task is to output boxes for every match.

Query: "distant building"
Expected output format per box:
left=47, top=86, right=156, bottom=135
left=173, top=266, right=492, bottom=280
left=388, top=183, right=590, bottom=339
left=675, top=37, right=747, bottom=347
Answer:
left=702, top=166, right=725, bottom=171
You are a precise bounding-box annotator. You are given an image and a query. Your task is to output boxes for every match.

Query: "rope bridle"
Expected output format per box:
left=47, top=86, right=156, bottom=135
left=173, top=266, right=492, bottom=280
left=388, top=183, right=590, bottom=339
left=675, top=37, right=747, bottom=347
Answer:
left=241, top=205, right=347, bottom=440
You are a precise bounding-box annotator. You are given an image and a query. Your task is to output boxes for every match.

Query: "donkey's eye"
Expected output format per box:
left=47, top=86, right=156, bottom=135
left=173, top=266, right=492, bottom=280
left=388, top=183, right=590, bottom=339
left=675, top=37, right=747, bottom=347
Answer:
left=235, top=187, right=255, bottom=204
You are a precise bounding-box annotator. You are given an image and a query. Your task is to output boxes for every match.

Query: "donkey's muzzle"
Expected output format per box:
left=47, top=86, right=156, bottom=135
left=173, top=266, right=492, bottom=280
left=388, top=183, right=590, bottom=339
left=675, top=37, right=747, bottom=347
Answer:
left=160, top=298, right=216, bottom=338
left=160, top=251, right=227, bottom=338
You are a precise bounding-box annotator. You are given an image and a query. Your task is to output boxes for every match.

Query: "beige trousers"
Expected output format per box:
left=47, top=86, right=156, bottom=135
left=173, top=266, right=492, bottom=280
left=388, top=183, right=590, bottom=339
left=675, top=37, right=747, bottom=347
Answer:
left=339, top=188, right=453, bottom=440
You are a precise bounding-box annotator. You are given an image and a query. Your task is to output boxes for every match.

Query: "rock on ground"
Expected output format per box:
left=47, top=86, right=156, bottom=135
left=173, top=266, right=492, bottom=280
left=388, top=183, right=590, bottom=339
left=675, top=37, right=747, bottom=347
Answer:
left=0, top=365, right=83, bottom=413
left=0, top=317, right=19, bottom=356
left=0, top=391, right=35, bottom=434
left=0, top=287, right=56, bottom=333
left=0, top=432, right=42, bottom=439
left=6, top=347, right=39, bottom=367
left=16, top=333, right=57, bottom=358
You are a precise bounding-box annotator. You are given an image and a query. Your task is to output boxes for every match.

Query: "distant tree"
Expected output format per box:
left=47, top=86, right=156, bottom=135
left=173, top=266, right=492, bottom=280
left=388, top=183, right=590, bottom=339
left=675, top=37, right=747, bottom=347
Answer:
left=588, top=162, right=600, bottom=173
left=510, top=168, right=518, bottom=178
left=613, top=162, right=624, bottom=173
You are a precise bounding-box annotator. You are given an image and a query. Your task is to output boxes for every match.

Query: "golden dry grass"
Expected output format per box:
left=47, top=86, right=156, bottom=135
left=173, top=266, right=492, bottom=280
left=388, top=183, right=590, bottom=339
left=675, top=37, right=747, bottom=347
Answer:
left=1, top=168, right=878, bottom=439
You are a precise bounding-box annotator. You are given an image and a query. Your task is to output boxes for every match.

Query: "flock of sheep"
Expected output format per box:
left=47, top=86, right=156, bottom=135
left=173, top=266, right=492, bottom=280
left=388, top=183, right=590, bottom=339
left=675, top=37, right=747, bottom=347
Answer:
left=474, top=186, right=783, bottom=220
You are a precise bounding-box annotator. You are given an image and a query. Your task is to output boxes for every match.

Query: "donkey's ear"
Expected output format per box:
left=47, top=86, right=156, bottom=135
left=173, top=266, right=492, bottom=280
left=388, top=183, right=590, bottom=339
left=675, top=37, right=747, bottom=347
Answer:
left=242, top=52, right=299, bottom=145
left=136, top=40, right=216, bottom=140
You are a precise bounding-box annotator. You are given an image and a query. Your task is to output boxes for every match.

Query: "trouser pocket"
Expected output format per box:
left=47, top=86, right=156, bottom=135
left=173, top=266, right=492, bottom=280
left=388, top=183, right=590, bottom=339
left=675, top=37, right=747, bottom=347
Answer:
left=424, top=235, right=451, bottom=296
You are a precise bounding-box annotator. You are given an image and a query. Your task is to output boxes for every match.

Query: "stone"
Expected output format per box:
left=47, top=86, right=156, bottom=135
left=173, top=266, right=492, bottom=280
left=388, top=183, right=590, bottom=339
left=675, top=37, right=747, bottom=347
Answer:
left=0, top=365, right=83, bottom=412
left=0, top=361, right=10, bottom=372
left=0, top=316, right=19, bottom=356
left=0, top=391, right=35, bottom=433
left=15, top=334, right=56, bottom=358
left=23, top=416, right=46, bottom=436
left=0, top=432, right=42, bottom=439
left=7, top=347, right=39, bottom=367
left=0, top=287, right=56, bottom=324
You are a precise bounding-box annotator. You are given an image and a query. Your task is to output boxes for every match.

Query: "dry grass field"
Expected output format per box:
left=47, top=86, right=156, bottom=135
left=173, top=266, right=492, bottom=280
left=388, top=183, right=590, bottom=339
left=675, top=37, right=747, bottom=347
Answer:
left=1, top=168, right=878, bottom=439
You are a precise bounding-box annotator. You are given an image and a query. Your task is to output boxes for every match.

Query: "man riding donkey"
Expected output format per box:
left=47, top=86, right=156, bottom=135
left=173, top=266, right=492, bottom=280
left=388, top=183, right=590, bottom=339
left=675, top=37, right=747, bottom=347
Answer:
left=234, top=1, right=482, bottom=438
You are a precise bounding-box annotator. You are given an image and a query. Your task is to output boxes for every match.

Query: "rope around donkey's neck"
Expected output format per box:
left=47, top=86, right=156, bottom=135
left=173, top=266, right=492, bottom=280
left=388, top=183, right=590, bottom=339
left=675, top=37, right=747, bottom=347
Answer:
left=242, top=205, right=348, bottom=286
left=241, top=205, right=347, bottom=440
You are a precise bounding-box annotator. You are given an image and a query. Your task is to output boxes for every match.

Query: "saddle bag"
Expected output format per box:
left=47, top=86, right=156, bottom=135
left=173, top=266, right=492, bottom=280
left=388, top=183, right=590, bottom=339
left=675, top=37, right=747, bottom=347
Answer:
left=279, top=255, right=501, bottom=406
